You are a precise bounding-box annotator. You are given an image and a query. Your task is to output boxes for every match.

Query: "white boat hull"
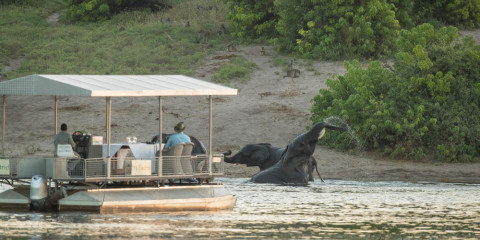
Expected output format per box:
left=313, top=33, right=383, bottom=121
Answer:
left=59, top=184, right=236, bottom=213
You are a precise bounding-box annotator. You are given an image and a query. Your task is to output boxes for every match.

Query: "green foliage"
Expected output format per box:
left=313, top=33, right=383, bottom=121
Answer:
left=311, top=24, right=480, bottom=162
left=220, top=0, right=278, bottom=41
left=411, top=0, right=480, bottom=28
left=64, top=0, right=191, bottom=22
left=386, top=0, right=480, bottom=29
left=299, top=0, right=400, bottom=59
left=222, top=0, right=480, bottom=59
left=212, top=55, right=257, bottom=84
left=64, top=0, right=111, bottom=22
left=273, top=0, right=312, bottom=53
left=386, top=0, right=415, bottom=29
left=223, top=0, right=401, bottom=59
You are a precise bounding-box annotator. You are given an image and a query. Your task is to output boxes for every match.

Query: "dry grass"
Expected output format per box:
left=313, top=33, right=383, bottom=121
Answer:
left=213, top=54, right=237, bottom=60
left=269, top=103, right=295, bottom=113
left=258, top=92, right=274, bottom=98
left=280, top=87, right=301, bottom=97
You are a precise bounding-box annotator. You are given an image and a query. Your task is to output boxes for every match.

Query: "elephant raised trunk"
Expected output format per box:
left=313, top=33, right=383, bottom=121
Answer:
left=251, top=122, right=347, bottom=185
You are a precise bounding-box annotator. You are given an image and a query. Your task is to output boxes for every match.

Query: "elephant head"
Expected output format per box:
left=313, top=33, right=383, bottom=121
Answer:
left=224, top=143, right=279, bottom=170
left=251, top=122, right=347, bottom=184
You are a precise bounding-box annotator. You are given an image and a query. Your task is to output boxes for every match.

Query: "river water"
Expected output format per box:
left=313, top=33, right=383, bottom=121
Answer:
left=0, top=178, right=479, bottom=239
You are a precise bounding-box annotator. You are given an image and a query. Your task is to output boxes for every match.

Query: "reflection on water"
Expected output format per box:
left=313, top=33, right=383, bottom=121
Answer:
left=1, top=178, right=479, bottom=239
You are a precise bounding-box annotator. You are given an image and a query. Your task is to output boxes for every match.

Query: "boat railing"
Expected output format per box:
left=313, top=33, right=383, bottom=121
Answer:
left=0, top=154, right=225, bottom=182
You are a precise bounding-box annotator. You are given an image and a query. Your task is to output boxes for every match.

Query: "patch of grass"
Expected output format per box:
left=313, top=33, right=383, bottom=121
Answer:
left=1, top=0, right=232, bottom=79
left=212, top=55, right=257, bottom=84
left=271, top=56, right=288, bottom=67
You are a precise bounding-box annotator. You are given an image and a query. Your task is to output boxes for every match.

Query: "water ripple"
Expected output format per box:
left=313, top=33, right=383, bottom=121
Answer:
left=1, top=178, right=479, bottom=239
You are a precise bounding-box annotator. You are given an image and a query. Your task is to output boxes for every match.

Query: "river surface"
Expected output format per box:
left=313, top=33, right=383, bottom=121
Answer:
left=0, top=178, right=479, bottom=239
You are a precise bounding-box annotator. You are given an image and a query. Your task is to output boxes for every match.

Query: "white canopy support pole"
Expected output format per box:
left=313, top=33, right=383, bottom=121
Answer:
left=54, top=96, right=58, bottom=135
left=158, top=96, right=162, bottom=177
left=208, top=95, right=213, bottom=175
left=106, top=96, right=111, bottom=178
left=2, top=95, right=6, bottom=156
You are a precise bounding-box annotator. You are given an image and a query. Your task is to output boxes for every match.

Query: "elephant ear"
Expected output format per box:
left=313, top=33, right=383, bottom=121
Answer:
left=247, top=145, right=270, bottom=166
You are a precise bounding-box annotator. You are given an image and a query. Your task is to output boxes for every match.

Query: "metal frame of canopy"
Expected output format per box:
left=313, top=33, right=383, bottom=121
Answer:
left=0, top=74, right=237, bottom=179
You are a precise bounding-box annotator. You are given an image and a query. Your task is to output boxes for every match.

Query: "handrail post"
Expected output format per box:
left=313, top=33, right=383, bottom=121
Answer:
left=106, top=97, right=111, bottom=179
left=54, top=96, right=58, bottom=135
left=2, top=95, right=6, bottom=156
left=208, top=95, right=213, bottom=176
left=158, top=96, right=162, bottom=178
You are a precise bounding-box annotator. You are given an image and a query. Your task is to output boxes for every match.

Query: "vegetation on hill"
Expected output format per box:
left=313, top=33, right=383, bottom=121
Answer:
left=222, top=0, right=480, bottom=60
left=0, top=0, right=255, bottom=84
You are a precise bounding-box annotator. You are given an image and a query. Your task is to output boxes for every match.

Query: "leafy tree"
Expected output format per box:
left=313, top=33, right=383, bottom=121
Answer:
left=64, top=0, right=171, bottom=22
left=290, top=0, right=400, bottom=59
left=386, top=0, right=414, bottom=28
left=311, top=23, right=480, bottom=162
left=223, top=0, right=480, bottom=59
left=412, top=0, right=480, bottom=28
left=224, top=0, right=401, bottom=59
left=65, top=0, right=110, bottom=22
left=220, top=0, right=278, bottom=40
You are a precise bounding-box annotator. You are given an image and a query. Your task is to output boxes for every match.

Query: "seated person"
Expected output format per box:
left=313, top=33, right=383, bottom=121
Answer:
left=54, top=123, right=76, bottom=156
left=163, top=122, right=191, bottom=151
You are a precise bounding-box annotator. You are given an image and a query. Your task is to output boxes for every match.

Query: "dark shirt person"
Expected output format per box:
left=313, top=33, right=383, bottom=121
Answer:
left=54, top=123, right=75, bottom=156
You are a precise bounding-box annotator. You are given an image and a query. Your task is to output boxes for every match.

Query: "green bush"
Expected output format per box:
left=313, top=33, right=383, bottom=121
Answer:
left=64, top=0, right=111, bottom=22
left=220, top=0, right=278, bottom=41
left=64, top=0, right=178, bottom=22
left=311, top=23, right=480, bottom=162
left=224, top=0, right=401, bottom=59
left=411, top=0, right=480, bottom=28
left=223, top=0, right=480, bottom=59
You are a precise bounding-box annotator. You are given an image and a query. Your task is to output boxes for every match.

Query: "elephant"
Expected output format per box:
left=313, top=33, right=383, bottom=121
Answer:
left=251, top=122, right=347, bottom=185
left=223, top=143, right=324, bottom=182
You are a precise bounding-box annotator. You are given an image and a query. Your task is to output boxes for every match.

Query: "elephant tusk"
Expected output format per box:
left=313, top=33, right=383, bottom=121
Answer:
left=318, top=128, right=326, bottom=139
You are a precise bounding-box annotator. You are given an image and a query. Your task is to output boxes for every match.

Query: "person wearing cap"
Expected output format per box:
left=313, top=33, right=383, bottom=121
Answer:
left=54, top=123, right=75, bottom=156
left=163, top=122, right=191, bottom=150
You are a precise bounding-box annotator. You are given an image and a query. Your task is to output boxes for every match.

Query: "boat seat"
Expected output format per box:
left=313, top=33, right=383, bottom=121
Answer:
left=161, top=143, right=185, bottom=175
left=181, top=142, right=195, bottom=174
left=56, top=144, right=74, bottom=157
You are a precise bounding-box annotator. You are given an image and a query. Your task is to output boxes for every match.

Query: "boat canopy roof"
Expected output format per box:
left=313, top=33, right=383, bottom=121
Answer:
left=0, top=74, right=237, bottom=97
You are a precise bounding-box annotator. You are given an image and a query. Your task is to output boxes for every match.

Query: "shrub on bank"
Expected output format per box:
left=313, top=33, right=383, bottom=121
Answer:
left=311, top=24, right=480, bottom=162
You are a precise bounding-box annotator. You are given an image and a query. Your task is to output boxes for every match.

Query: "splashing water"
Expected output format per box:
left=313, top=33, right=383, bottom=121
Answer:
left=323, top=116, right=365, bottom=153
